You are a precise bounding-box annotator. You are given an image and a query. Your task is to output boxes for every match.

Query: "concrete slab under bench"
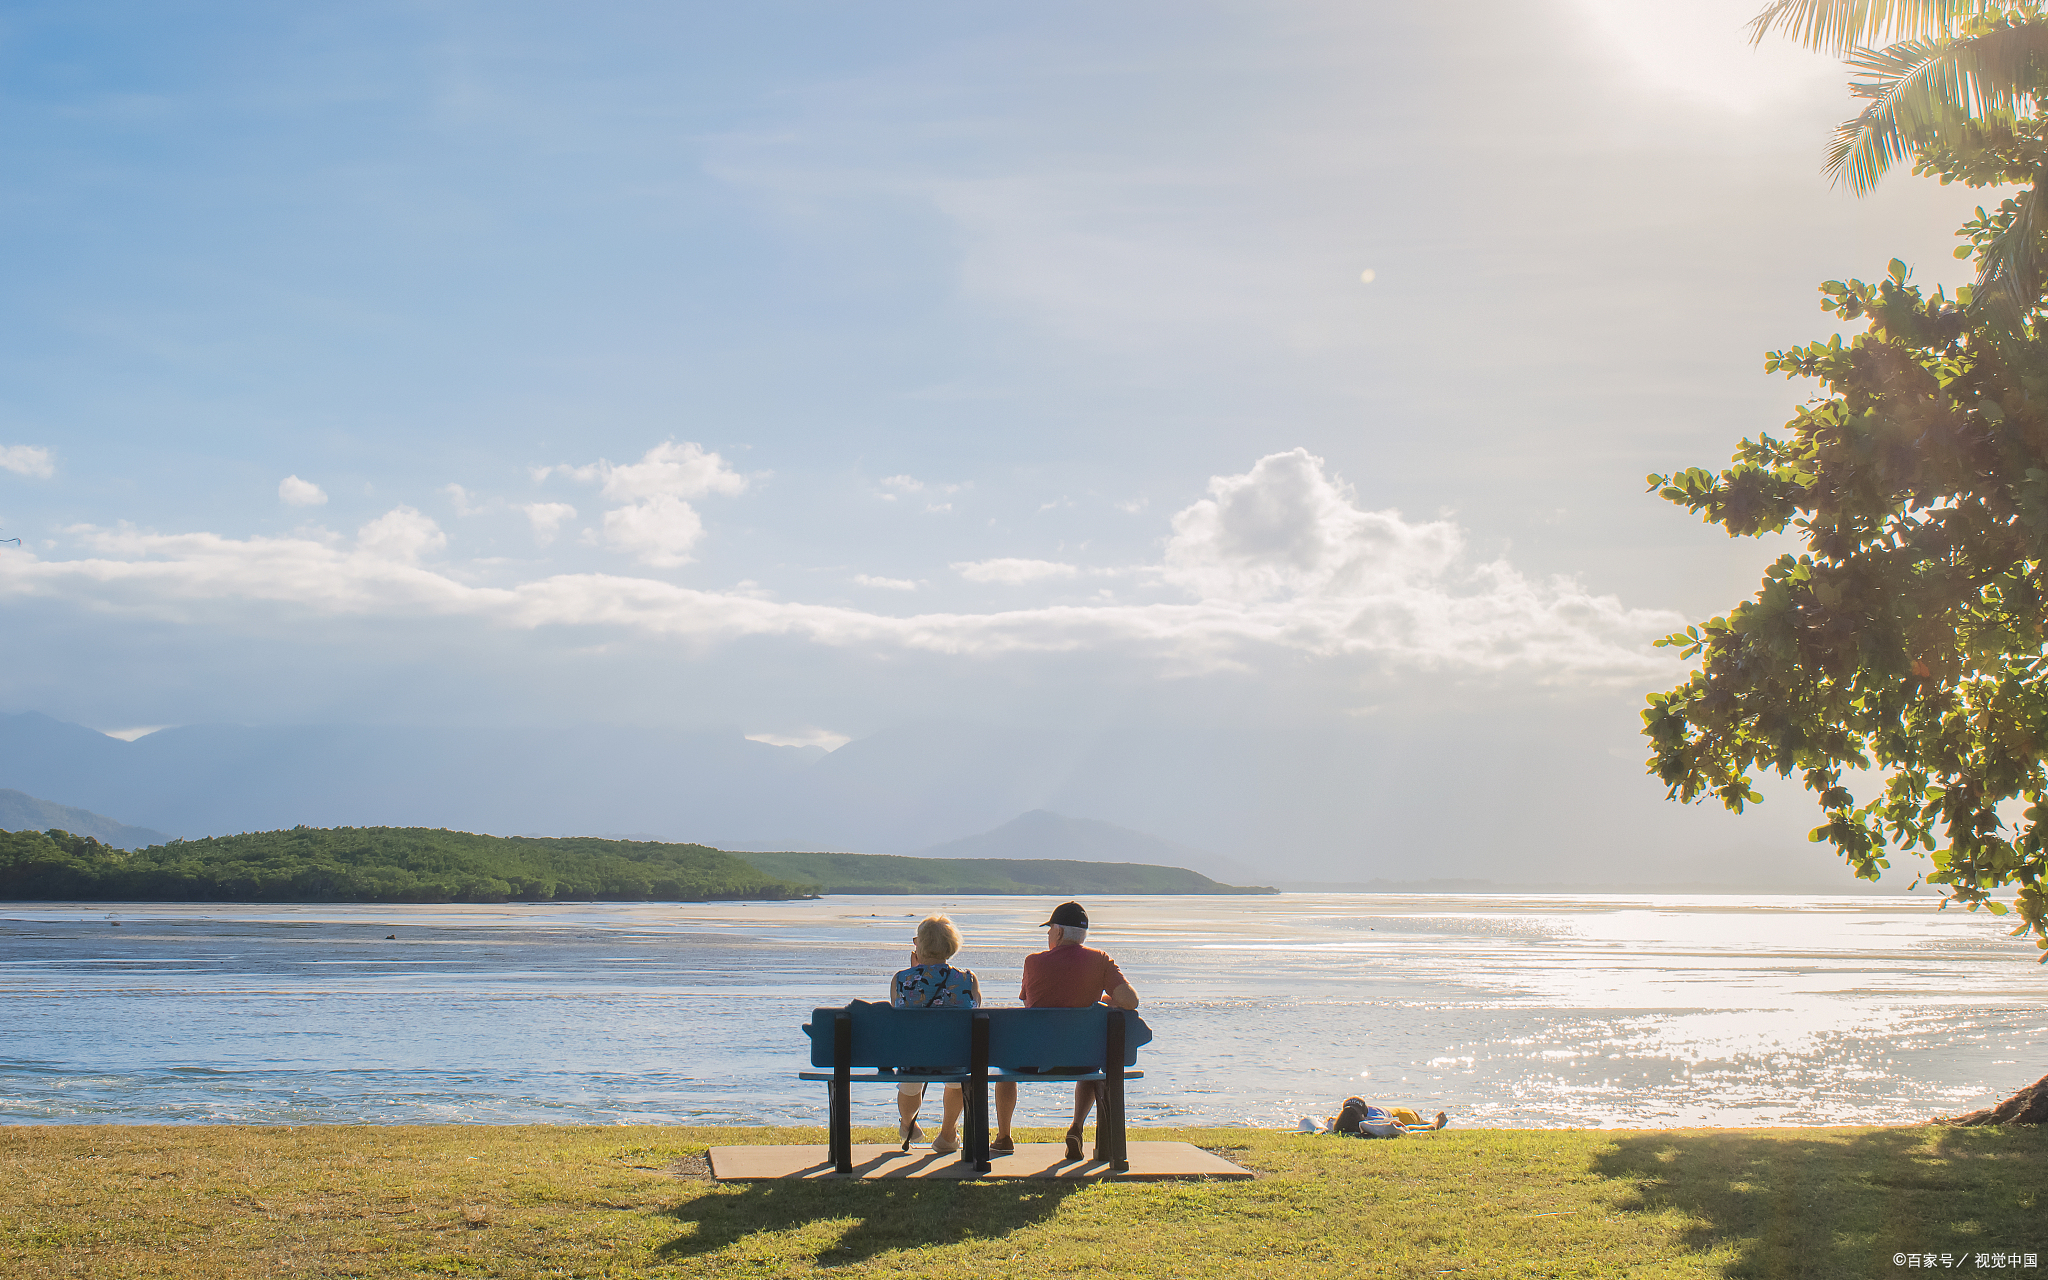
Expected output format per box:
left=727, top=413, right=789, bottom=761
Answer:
left=708, top=1141, right=1252, bottom=1181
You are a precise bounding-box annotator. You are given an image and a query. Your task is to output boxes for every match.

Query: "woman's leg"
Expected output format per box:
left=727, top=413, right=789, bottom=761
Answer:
left=896, top=1083, right=924, bottom=1140
left=935, top=1084, right=965, bottom=1146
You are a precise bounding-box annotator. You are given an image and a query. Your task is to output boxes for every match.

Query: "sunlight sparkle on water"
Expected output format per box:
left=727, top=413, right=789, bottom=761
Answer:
left=1, top=893, right=2041, bottom=1129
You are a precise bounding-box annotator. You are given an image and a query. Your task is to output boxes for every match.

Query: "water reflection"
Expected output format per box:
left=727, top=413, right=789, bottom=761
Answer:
left=1, top=893, right=2041, bottom=1129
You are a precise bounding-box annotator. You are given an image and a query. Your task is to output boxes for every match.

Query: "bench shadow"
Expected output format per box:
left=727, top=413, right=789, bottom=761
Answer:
left=1590, top=1125, right=2048, bottom=1279
left=654, top=1180, right=1084, bottom=1265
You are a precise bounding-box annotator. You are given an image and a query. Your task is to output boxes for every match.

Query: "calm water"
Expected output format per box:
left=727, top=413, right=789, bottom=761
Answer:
left=2, top=894, right=2044, bottom=1130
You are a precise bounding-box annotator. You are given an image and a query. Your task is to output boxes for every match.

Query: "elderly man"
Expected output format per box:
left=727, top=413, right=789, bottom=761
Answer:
left=992, top=901, right=1141, bottom=1160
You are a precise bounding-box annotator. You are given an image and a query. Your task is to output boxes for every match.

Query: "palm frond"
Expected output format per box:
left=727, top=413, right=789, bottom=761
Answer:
left=1972, top=182, right=2046, bottom=324
left=1749, top=0, right=1987, bottom=54
left=1823, top=29, right=2048, bottom=191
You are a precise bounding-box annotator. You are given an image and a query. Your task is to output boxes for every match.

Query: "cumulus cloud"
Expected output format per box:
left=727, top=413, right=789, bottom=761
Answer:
left=1, top=445, right=55, bottom=480
left=954, top=558, right=1080, bottom=584
left=278, top=475, right=327, bottom=506
left=443, top=484, right=484, bottom=516
left=356, top=507, right=446, bottom=562
left=601, top=494, right=704, bottom=567
left=543, top=442, right=745, bottom=566
left=1164, top=448, right=1458, bottom=602
left=521, top=502, right=577, bottom=546
left=0, top=450, right=1683, bottom=680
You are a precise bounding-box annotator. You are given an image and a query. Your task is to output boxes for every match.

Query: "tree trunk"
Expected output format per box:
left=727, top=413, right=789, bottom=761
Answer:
left=1941, top=1072, right=2048, bottom=1126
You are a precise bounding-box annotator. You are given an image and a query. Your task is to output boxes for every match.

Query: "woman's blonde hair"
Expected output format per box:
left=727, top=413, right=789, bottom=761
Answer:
left=915, top=914, right=963, bottom=963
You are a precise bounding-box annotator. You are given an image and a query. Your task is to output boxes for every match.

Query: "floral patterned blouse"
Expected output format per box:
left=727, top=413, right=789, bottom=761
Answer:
left=891, top=963, right=978, bottom=1008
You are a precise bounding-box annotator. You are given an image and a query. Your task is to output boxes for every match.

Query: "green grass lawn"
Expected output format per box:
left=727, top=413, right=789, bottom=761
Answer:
left=4, top=1123, right=2042, bottom=1278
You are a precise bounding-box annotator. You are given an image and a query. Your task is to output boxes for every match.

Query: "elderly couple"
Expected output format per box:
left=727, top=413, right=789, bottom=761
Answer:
left=888, top=900, right=1140, bottom=1162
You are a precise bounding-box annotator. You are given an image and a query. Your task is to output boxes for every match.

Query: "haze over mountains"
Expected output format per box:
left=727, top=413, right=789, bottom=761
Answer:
left=0, top=789, right=168, bottom=850
left=913, top=809, right=1267, bottom=887
left=0, top=710, right=1898, bottom=890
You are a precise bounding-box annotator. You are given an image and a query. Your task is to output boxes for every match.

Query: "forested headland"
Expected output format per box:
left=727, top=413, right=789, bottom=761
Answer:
left=0, top=827, right=807, bottom=903
left=0, top=826, right=1275, bottom=902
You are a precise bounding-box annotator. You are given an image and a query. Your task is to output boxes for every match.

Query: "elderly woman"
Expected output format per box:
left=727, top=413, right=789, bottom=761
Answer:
left=890, top=914, right=982, bottom=1153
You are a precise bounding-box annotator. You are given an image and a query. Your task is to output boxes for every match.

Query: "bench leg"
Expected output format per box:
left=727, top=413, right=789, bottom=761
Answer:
left=967, top=1014, right=991, bottom=1172
left=1104, top=1014, right=1128, bottom=1171
left=831, top=1015, right=853, bottom=1174
left=829, top=1078, right=853, bottom=1174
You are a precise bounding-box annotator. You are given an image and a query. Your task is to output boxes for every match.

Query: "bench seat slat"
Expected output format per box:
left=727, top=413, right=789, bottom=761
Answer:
left=798, top=1069, right=1145, bottom=1083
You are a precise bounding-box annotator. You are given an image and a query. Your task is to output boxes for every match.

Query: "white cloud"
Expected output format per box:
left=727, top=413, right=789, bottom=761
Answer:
left=1, top=445, right=54, bottom=480
left=877, top=473, right=964, bottom=504
left=601, top=494, right=704, bottom=567
left=954, top=558, right=1080, bottom=584
left=546, top=442, right=745, bottom=566
left=101, top=725, right=170, bottom=741
left=0, top=451, right=1682, bottom=680
left=1164, top=448, right=1459, bottom=602
left=582, top=441, right=748, bottom=504
left=443, top=483, right=483, bottom=516
left=278, top=475, right=327, bottom=506
left=521, top=502, right=577, bottom=546
left=356, top=507, right=446, bottom=562
left=745, top=728, right=853, bottom=750
left=855, top=574, right=919, bottom=590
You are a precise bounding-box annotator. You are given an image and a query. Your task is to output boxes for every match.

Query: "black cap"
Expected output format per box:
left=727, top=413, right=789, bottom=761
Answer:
left=1039, top=901, right=1088, bottom=929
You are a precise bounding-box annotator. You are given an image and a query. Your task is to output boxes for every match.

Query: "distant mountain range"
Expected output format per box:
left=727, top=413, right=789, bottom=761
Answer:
left=0, top=712, right=1273, bottom=866
left=0, top=788, right=168, bottom=850
left=912, top=809, right=1271, bottom=887
left=0, top=708, right=1920, bottom=891
left=740, top=848, right=1271, bottom=895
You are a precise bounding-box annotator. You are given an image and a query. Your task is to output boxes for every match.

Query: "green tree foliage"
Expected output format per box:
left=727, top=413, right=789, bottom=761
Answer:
left=1645, top=253, right=2048, bottom=953
left=0, top=826, right=807, bottom=903
left=1644, top=3, right=2048, bottom=955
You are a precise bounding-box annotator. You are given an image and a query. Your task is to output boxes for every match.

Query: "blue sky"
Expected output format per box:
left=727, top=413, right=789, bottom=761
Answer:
left=0, top=0, right=2000, bottom=877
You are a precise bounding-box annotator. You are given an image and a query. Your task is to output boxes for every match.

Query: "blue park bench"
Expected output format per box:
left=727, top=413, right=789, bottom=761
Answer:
left=801, top=1002, right=1153, bottom=1174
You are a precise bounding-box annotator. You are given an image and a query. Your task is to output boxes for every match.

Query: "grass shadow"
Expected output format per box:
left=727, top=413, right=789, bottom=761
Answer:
left=1590, top=1125, right=2047, bottom=1279
left=654, top=1180, right=1084, bottom=1266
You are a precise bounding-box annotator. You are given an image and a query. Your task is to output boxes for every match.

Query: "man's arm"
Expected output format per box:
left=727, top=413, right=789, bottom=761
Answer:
left=1108, top=983, right=1139, bottom=1010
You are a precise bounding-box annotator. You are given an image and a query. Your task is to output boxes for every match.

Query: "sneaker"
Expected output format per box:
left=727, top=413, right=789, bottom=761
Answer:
left=989, top=1135, right=1015, bottom=1154
left=930, top=1135, right=959, bottom=1154
left=899, top=1119, right=924, bottom=1144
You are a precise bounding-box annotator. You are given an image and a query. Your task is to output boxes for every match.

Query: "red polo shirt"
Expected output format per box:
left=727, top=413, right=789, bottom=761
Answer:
left=1018, top=944, right=1128, bottom=1008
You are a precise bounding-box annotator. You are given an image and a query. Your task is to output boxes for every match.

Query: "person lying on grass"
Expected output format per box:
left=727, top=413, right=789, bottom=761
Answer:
left=890, top=914, right=983, bottom=1154
left=993, top=900, right=1141, bottom=1162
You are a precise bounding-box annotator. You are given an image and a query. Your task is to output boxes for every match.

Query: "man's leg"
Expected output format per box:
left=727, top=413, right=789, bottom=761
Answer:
left=994, top=1081, right=1017, bottom=1148
left=1064, top=1081, right=1098, bottom=1159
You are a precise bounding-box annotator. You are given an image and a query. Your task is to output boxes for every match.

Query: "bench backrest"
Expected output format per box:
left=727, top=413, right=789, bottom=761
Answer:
left=985, top=1007, right=1152, bottom=1069
left=804, top=1002, right=1152, bottom=1070
left=805, top=1002, right=973, bottom=1069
